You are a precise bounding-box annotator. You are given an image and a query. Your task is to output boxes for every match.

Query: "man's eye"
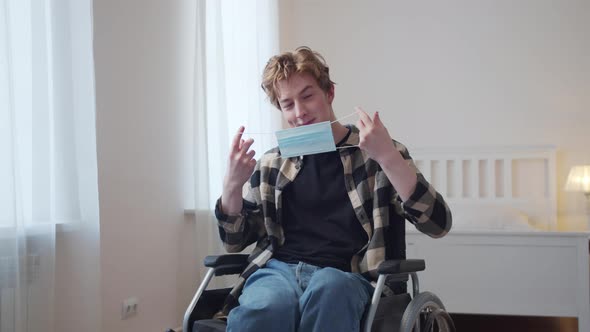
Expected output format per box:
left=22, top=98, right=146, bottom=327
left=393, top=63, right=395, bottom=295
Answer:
left=282, top=103, right=293, bottom=110
left=303, top=94, right=312, bottom=99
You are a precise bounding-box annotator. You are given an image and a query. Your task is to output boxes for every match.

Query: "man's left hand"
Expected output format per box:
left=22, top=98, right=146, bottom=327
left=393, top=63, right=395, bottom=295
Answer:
left=356, top=107, right=396, bottom=165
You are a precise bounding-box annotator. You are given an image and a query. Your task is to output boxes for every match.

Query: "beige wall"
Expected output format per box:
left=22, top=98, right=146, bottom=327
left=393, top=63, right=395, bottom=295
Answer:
left=279, top=0, right=590, bottom=230
left=82, top=0, right=195, bottom=331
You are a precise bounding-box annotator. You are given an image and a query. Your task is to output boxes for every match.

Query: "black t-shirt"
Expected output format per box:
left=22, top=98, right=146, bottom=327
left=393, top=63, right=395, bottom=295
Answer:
left=273, top=127, right=368, bottom=272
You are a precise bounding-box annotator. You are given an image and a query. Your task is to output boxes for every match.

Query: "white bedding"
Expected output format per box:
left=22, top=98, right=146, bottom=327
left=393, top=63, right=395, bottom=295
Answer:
left=407, top=202, right=537, bottom=232
left=451, top=205, right=533, bottom=231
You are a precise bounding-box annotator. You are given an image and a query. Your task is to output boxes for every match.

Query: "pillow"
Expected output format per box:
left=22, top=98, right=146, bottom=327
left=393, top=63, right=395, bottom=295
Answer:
left=405, top=203, right=535, bottom=231
left=448, top=203, right=534, bottom=231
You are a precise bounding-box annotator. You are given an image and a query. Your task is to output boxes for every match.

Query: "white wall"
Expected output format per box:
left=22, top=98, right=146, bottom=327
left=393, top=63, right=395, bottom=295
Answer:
left=279, top=0, right=590, bottom=230
left=92, top=0, right=196, bottom=331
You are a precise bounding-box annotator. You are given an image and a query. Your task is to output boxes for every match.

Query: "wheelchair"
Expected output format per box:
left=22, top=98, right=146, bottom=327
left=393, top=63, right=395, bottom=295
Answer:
left=175, top=254, right=455, bottom=332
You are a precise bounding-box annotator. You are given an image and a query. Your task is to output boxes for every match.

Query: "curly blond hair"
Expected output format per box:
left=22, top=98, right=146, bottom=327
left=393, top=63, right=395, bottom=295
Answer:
left=261, top=46, right=335, bottom=110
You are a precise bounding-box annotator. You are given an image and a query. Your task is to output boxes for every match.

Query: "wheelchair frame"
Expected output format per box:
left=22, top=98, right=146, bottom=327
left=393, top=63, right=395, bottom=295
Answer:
left=179, top=254, right=455, bottom=332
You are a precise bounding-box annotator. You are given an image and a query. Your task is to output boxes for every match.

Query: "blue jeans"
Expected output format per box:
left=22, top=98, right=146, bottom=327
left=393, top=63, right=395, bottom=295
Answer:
left=226, top=259, right=374, bottom=332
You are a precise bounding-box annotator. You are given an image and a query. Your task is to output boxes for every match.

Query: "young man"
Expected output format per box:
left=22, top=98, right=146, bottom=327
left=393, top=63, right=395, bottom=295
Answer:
left=216, top=46, right=452, bottom=332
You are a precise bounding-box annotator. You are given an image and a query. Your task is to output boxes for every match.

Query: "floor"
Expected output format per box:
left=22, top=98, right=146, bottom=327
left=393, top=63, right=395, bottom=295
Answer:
left=450, top=314, right=578, bottom=332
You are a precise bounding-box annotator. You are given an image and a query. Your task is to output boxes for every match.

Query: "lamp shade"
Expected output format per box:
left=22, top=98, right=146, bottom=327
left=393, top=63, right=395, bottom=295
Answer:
left=565, top=165, right=590, bottom=193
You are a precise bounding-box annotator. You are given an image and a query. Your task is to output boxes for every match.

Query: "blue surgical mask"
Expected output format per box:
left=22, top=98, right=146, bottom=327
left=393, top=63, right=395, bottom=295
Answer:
left=275, top=121, right=336, bottom=158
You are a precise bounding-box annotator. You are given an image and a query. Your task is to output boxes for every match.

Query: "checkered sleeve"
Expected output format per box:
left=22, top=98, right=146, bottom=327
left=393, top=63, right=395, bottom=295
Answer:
left=214, top=164, right=266, bottom=252
left=396, top=142, right=453, bottom=238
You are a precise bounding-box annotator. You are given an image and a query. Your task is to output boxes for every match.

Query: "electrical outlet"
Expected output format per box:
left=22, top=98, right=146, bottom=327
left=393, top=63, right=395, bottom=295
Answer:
left=121, top=297, right=139, bottom=320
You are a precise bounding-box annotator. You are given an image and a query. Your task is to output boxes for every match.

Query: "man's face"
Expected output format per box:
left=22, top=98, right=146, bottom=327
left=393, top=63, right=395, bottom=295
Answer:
left=275, top=72, right=334, bottom=127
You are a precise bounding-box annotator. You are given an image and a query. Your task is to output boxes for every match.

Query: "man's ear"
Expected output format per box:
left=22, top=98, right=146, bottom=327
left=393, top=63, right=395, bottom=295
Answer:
left=327, top=85, right=335, bottom=104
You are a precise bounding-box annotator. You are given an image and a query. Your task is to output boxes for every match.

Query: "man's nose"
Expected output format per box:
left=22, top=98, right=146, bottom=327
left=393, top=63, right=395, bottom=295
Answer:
left=294, top=102, right=307, bottom=118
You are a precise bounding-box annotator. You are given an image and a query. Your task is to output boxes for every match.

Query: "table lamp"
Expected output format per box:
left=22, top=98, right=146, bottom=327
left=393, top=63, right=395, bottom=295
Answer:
left=565, top=165, right=590, bottom=228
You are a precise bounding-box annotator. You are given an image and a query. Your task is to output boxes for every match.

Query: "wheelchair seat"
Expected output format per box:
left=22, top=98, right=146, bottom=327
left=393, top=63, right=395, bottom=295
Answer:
left=173, top=254, right=455, bottom=332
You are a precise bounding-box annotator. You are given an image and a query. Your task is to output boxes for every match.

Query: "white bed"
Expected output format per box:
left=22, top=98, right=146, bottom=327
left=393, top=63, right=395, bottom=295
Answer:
left=406, top=146, right=589, bottom=331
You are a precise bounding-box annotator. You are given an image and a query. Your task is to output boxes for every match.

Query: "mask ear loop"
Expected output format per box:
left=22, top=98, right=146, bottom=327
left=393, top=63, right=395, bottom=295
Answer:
left=332, top=112, right=360, bottom=149
left=330, top=111, right=358, bottom=124
left=335, top=145, right=359, bottom=150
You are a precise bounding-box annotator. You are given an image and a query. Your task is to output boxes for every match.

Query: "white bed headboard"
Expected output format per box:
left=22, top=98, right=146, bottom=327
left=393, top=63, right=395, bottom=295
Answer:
left=410, top=146, right=557, bottom=231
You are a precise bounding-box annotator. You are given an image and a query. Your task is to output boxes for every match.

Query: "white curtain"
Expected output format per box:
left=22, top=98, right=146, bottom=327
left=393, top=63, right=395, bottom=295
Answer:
left=192, top=0, right=281, bottom=279
left=0, top=0, right=100, bottom=331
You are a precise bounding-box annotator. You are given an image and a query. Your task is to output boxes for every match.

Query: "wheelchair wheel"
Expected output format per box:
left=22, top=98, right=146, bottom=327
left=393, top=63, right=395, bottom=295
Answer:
left=423, top=308, right=456, bottom=332
left=399, top=291, right=455, bottom=332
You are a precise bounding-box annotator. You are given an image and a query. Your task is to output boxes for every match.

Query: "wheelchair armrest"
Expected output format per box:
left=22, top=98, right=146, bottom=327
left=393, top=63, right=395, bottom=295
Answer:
left=204, top=254, right=249, bottom=267
left=377, top=259, right=425, bottom=275
left=204, top=254, right=249, bottom=276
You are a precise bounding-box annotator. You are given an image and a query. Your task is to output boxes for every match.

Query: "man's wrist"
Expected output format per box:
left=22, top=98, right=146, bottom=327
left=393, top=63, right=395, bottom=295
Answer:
left=223, top=178, right=244, bottom=195
left=375, top=146, right=402, bottom=168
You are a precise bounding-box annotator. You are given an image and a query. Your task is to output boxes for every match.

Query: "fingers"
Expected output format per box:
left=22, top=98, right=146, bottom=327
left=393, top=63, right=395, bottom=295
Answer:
left=238, top=147, right=256, bottom=171
left=231, top=126, right=256, bottom=156
left=240, top=138, right=255, bottom=155
left=373, top=111, right=383, bottom=127
left=247, top=158, right=257, bottom=168
left=231, top=126, right=245, bottom=151
left=356, top=108, right=365, bottom=128
left=355, top=107, right=372, bottom=126
left=233, top=137, right=255, bottom=166
left=356, top=106, right=377, bottom=130
left=226, top=126, right=257, bottom=187
left=245, top=149, right=256, bottom=159
left=355, top=107, right=386, bottom=131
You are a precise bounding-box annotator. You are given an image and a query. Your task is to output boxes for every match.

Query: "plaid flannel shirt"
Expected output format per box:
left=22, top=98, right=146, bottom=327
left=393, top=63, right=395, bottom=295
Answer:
left=214, top=125, right=452, bottom=316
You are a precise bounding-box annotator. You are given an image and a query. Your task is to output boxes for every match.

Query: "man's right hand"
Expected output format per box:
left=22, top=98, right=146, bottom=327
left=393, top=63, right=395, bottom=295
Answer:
left=221, top=126, right=256, bottom=215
